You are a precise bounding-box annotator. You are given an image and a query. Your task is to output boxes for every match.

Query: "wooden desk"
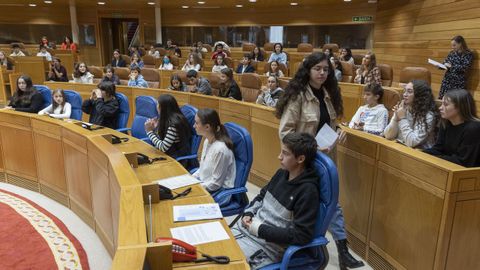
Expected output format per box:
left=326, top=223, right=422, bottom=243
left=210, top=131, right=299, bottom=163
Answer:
left=0, top=110, right=247, bottom=270
left=0, top=67, right=12, bottom=105
left=150, top=196, right=247, bottom=269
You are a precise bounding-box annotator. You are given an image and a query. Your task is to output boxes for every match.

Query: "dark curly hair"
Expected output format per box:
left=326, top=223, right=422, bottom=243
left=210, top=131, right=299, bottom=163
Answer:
left=410, top=80, right=439, bottom=131
left=275, top=52, right=343, bottom=119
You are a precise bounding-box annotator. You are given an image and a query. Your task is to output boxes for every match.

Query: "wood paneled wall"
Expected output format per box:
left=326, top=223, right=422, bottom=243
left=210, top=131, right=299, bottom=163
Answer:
left=373, top=0, right=480, bottom=103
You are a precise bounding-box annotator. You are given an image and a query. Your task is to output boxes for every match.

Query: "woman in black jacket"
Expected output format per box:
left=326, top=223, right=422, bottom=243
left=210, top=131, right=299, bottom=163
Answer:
left=82, top=81, right=119, bottom=129
left=218, top=68, right=242, bottom=100
left=6, top=75, right=43, bottom=113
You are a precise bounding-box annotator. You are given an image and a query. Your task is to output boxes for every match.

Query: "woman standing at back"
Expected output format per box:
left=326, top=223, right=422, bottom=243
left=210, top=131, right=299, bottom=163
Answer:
left=439, top=36, right=474, bottom=99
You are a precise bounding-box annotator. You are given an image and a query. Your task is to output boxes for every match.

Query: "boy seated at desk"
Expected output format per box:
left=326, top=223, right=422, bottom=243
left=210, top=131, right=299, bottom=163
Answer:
left=232, top=132, right=320, bottom=269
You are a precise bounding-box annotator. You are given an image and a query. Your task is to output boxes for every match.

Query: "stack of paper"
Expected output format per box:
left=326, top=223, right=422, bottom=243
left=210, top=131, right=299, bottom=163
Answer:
left=155, top=174, right=200, bottom=190
left=170, top=221, right=230, bottom=245
left=315, top=124, right=339, bottom=150
left=173, top=203, right=223, bottom=222
left=428, top=58, right=447, bottom=70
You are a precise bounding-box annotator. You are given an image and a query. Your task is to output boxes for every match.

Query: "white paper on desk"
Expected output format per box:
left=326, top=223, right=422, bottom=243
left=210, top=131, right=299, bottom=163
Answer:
left=315, top=124, right=339, bottom=149
left=170, top=221, right=229, bottom=245
left=155, top=174, right=200, bottom=190
left=428, top=58, right=447, bottom=70
left=173, top=203, right=223, bottom=222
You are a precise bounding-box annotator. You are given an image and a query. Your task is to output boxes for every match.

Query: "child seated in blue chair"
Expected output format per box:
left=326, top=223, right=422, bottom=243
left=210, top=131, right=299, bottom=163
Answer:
left=232, top=132, right=320, bottom=269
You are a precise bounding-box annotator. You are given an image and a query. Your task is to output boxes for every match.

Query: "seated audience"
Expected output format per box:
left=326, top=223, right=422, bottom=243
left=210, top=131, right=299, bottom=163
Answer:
left=424, top=89, right=480, bottom=167
left=384, top=80, right=439, bottom=149
left=211, top=43, right=227, bottom=60
left=39, top=36, right=52, bottom=49
left=159, top=55, right=174, bottom=70
left=196, top=41, right=208, bottom=53
left=349, top=83, right=388, bottom=136
left=0, top=51, right=13, bottom=70
left=127, top=66, right=149, bottom=88
left=165, top=39, right=176, bottom=51
left=5, top=75, right=42, bottom=113
left=147, top=45, right=160, bottom=58
left=36, top=45, right=52, bottom=61
left=354, top=52, right=382, bottom=85
left=268, top=43, right=287, bottom=64
left=339, top=48, right=354, bottom=65
left=219, top=68, right=242, bottom=100
left=186, top=70, right=212, bottom=95
left=101, top=65, right=121, bottom=85
left=72, top=62, right=94, bottom=84
left=10, top=44, right=25, bottom=57
left=129, top=46, right=142, bottom=57
left=232, top=132, right=320, bottom=269
left=192, top=108, right=236, bottom=193
left=190, top=46, right=203, bottom=59
left=130, top=53, right=144, bottom=69
left=250, top=46, right=264, bottom=62
left=212, top=55, right=228, bottom=73
left=38, top=89, right=72, bottom=119
left=266, top=60, right=284, bottom=78
left=47, top=57, right=68, bottom=82
left=60, top=36, right=77, bottom=51
left=167, top=74, right=187, bottom=91
left=256, top=75, right=284, bottom=107
left=323, top=48, right=334, bottom=59
left=236, top=54, right=255, bottom=74
left=82, top=81, right=119, bottom=129
left=214, top=41, right=231, bottom=52
left=111, top=49, right=127, bottom=67
left=144, top=94, right=193, bottom=165
left=331, top=57, right=343, bottom=81
left=182, top=53, right=201, bottom=71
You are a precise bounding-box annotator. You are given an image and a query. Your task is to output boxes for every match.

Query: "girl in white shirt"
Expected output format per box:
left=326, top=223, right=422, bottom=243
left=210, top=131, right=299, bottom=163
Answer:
left=38, top=89, right=72, bottom=119
left=265, top=60, right=284, bottom=78
left=182, top=53, right=201, bottom=71
left=349, top=83, right=388, bottom=136
left=158, top=55, right=173, bottom=70
left=212, top=55, right=228, bottom=73
left=192, top=108, right=236, bottom=194
left=72, top=62, right=94, bottom=84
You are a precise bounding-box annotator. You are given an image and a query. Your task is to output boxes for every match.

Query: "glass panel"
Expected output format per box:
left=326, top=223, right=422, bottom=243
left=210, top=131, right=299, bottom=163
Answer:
left=0, top=24, right=71, bottom=45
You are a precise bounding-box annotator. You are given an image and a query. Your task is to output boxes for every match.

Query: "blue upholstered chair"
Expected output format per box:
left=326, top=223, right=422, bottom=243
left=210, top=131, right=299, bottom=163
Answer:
left=213, top=122, right=253, bottom=217
left=117, top=96, right=157, bottom=140
left=259, top=152, right=339, bottom=270
left=176, top=105, right=202, bottom=169
left=34, top=85, right=52, bottom=110
left=63, top=90, right=82, bottom=120
left=115, top=92, right=129, bottom=130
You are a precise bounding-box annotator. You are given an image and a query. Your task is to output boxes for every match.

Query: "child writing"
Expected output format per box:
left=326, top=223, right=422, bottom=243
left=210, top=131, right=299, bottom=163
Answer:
left=349, top=83, right=388, bottom=136
left=232, top=132, right=320, bottom=269
left=38, top=89, right=72, bottom=119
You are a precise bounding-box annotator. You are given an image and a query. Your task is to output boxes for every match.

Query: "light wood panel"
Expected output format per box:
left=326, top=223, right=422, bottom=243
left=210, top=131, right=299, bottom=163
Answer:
left=373, top=0, right=480, bottom=102
left=12, top=57, right=47, bottom=85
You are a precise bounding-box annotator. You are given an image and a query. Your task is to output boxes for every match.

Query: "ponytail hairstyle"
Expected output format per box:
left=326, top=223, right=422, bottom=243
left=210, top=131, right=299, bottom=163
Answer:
left=51, top=89, right=66, bottom=113
left=11, top=75, right=37, bottom=107
left=196, top=108, right=233, bottom=150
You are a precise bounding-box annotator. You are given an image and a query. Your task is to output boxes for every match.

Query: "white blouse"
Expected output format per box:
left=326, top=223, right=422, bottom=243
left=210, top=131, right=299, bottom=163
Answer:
left=212, top=64, right=228, bottom=73
left=193, top=139, right=236, bottom=192
left=72, top=72, right=94, bottom=84
left=38, top=102, right=72, bottom=119
left=182, top=63, right=201, bottom=71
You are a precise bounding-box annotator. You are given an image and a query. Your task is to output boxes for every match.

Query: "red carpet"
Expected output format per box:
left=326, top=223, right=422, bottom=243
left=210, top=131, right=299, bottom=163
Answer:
left=0, top=189, right=89, bottom=270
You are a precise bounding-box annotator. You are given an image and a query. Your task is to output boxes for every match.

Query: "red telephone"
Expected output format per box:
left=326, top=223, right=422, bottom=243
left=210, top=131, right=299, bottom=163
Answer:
left=155, top=237, right=197, bottom=262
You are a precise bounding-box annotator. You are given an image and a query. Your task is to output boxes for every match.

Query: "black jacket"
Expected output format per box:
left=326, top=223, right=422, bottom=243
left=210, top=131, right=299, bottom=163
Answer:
left=82, top=97, right=119, bottom=129
left=236, top=64, right=255, bottom=74
left=111, top=58, right=127, bottom=68
left=10, top=91, right=43, bottom=113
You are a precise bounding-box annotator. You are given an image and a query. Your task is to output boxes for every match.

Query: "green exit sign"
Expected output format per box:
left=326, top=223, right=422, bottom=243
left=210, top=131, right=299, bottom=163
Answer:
left=353, top=16, right=373, bottom=22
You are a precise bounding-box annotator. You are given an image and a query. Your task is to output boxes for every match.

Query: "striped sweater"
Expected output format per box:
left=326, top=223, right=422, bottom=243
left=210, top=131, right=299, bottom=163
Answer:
left=147, top=126, right=179, bottom=153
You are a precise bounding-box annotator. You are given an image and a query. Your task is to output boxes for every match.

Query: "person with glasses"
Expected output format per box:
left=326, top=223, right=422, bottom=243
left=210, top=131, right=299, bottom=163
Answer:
left=384, top=80, right=439, bottom=149
left=275, top=52, right=365, bottom=269
left=354, top=52, right=382, bottom=85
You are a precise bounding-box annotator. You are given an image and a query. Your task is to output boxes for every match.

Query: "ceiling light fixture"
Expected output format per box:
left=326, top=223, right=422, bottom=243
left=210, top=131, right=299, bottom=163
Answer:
left=249, top=0, right=257, bottom=2
left=147, top=2, right=155, bottom=5
left=29, top=3, right=37, bottom=6
left=236, top=4, right=243, bottom=7
left=344, top=0, right=351, bottom=2
left=182, top=5, right=189, bottom=8
left=44, top=0, right=53, bottom=3
left=290, top=2, right=298, bottom=5
left=198, top=1, right=205, bottom=4
left=97, top=1, right=105, bottom=5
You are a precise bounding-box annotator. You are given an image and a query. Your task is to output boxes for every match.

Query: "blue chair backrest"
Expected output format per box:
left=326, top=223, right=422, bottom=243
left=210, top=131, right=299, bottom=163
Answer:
left=34, top=85, right=52, bottom=110
left=180, top=105, right=201, bottom=154
left=63, top=90, right=83, bottom=120
left=115, top=92, right=129, bottom=129
left=313, top=152, right=339, bottom=237
left=131, top=96, right=158, bottom=139
left=224, top=122, right=253, bottom=191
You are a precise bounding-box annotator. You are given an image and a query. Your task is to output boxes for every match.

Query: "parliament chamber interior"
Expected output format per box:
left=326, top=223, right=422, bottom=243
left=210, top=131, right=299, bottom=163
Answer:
left=0, top=0, right=479, bottom=269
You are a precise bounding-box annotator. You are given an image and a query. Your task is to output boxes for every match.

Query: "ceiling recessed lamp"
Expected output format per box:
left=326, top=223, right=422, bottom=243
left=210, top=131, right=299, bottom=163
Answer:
left=249, top=0, right=256, bottom=2
left=198, top=1, right=205, bottom=4
left=290, top=2, right=298, bottom=5
left=344, top=0, right=351, bottom=2
left=147, top=2, right=155, bottom=5
left=44, top=0, right=53, bottom=3
left=98, top=1, right=105, bottom=5
left=236, top=4, right=243, bottom=7
left=28, top=3, right=37, bottom=6
left=182, top=5, right=189, bottom=8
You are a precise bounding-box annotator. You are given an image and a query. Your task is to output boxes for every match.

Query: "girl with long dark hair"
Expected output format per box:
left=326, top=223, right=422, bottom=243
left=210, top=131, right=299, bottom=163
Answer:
left=218, top=68, right=242, bottom=100
left=354, top=52, right=382, bottom=85
left=73, top=62, right=94, bottom=84
left=6, top=75, right=43, bottom=113
left=144, top=94, right=192, bottom=163
left=38, top=89, right=71, bottom=119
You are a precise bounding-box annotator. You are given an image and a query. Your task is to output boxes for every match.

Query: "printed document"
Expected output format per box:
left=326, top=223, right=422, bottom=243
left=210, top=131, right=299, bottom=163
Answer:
left=170, top=221, right=229, bottom=245
left=315, top=124, right=339, bottom=149
left=156, top=174, right=200, bottom=190
left=173, top=203, right=223, bottom=222
left=428, top=58, right=447, bottom=70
